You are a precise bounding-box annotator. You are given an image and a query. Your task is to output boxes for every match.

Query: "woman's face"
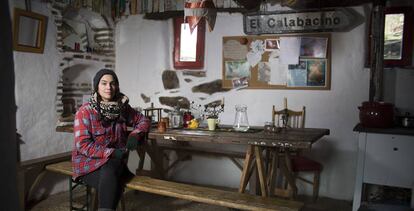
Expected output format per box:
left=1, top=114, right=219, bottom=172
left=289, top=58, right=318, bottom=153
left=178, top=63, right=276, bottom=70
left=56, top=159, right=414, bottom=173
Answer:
left=98, top=74, right=118, bottom=102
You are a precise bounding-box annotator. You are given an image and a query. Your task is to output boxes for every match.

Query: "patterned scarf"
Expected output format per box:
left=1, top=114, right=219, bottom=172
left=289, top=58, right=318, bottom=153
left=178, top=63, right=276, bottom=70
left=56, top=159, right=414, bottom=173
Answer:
left=90, top=92, right=129, bottom=122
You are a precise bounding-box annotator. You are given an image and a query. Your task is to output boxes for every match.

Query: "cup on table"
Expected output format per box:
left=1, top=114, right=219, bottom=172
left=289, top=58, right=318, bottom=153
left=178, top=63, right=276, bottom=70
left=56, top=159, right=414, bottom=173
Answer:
left=161, top=117, right=169, bottom=128
left=207, top=118, right=219, bottom=131
left=158, top=121, right=166, bottom=133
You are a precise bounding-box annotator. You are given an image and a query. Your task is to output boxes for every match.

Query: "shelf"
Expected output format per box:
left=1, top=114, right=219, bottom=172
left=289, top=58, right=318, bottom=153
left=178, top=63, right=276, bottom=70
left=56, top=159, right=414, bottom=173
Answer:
left=144, top=8, right=250, bottom=20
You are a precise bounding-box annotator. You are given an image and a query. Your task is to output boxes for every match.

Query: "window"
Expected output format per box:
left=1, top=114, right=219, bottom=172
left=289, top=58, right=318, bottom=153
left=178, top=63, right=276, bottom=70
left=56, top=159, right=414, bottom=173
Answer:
left=173, top=17, right=205, bottom=69
left=383, top=7, right=413, bottom=66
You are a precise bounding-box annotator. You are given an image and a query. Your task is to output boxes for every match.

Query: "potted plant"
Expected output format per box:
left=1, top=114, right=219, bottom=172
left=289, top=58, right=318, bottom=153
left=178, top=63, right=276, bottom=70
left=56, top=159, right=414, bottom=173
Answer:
left=203, top=102, right=224, bottom=130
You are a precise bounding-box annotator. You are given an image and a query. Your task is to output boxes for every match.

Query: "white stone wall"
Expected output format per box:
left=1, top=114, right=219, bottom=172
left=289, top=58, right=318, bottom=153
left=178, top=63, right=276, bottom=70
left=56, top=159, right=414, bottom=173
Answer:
left=12, top=0, right=73, bottom=161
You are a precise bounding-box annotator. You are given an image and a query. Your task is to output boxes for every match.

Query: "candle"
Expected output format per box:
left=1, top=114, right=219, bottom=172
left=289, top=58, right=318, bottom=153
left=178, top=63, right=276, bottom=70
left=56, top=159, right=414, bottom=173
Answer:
left=283, top=97, right=287, bottom=109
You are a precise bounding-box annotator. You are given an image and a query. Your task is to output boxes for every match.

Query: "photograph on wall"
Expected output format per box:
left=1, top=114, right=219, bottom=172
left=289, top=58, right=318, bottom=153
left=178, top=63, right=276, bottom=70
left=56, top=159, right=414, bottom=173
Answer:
left=287, top=60, right=307, bottom=87
left=265, top=39, right=279, bottom=51
left=307, top=59, right=326, bottom=86
left=232, top=77, right=249, bottom=89
left=257, top=62, right=271, bottom=82
left=300, top=37, right=328, bottom=58
left=224, top=60, right=251, bottom=80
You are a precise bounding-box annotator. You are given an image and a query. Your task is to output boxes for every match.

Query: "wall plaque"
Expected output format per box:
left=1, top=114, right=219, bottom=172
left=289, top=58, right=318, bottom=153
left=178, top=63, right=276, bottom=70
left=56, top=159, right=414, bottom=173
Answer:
left=244, top=8, right=364, bottom=35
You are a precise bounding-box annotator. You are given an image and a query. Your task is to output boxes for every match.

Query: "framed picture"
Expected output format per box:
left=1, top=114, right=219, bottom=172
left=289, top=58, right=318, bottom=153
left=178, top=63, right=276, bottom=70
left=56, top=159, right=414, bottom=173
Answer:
left=13, top=8, right=47, bottom=54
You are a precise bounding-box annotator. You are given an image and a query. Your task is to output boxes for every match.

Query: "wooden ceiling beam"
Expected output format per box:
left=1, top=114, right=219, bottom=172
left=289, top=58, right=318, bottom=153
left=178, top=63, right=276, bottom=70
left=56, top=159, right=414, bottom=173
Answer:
left=233, top=0, right=374, bottom=11
left=282, top=0, right=374, bottom=9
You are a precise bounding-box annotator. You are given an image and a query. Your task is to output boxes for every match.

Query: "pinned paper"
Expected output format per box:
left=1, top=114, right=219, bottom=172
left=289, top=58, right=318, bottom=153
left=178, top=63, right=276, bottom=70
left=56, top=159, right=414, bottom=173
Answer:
left=279, top=37, right=301, bottom=65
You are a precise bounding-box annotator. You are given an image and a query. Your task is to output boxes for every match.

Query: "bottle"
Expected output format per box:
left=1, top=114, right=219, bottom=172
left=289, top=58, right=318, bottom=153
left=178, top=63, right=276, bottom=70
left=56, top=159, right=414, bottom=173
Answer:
left=183, top=111, right=193, bottom=128
left=233, top=105, right=249, bottom=132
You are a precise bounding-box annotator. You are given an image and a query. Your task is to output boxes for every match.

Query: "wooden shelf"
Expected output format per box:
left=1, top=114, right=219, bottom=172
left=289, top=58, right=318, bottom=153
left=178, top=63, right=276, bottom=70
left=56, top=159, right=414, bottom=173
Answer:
left=144, top=8, right=250, bottom=20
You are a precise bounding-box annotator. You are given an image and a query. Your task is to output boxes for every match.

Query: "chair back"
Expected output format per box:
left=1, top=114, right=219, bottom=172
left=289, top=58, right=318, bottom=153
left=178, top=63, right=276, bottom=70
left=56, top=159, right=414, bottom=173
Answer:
left=272, top=106, right=305, bottom=128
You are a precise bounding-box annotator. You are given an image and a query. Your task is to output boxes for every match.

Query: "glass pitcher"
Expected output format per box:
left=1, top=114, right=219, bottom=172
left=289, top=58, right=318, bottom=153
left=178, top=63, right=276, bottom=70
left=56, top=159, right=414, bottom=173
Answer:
left=233, top=105, right=249, bottom=131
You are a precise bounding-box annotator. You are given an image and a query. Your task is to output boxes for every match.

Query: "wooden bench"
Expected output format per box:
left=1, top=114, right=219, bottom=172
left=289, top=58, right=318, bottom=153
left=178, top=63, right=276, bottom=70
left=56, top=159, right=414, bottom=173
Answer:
left=18, top=151, right=72, bottom=209
left=46, top=161, right=303, bottom=211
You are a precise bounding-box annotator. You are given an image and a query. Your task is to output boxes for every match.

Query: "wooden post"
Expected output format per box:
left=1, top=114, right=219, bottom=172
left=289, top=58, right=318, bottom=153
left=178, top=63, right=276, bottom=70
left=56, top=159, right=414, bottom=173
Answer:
left=369, top=0, right=385, bottom=102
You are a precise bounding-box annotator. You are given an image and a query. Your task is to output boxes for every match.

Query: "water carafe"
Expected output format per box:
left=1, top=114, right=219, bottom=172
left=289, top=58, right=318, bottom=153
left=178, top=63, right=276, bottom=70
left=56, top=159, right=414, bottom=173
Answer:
left=233, top=105, right=249, bottom=131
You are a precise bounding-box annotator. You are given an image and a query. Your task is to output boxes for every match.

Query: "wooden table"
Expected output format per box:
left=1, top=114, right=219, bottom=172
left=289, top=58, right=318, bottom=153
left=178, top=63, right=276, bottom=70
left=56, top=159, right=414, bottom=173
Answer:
left=147, top=126, right=330, bottom=198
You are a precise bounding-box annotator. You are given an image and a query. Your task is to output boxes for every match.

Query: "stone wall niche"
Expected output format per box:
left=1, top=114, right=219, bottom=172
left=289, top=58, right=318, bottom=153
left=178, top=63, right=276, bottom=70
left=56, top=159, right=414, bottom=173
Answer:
left=52, top=2, right=115, bottom=130
left=57, top=61, right=106, bottom=127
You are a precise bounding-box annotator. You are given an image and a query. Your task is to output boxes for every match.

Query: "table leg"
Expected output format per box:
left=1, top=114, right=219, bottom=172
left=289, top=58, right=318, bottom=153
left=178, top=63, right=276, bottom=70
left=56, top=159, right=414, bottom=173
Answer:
left=144, top=139, right=165, bottom=179
left=267, top=149, right=279, bottom=196
left=280, top=151, right=297, bottom=198
left=239, top=145, right=254, bottom=193
left=254, top=146, right=268, bottom=197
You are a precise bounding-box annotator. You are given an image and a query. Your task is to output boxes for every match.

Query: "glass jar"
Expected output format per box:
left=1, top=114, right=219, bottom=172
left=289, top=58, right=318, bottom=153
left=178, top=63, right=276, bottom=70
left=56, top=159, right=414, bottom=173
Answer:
left=233, top=105, right=249, bottom=132
left=169, top=107, right=183, bottom=128
left=264, top=121, right=274, bottom=133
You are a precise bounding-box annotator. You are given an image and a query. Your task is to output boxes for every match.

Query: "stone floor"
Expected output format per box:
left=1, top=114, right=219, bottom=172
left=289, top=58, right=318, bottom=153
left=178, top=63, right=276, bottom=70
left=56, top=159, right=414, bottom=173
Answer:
left=29, top=188, right=353, bottom=211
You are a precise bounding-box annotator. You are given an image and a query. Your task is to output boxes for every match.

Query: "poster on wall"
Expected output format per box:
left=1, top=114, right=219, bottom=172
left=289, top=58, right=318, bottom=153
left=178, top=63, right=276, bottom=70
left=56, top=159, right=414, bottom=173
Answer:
left=224, top=60, right=251, bottom=80
left=300, top=37, right=328, bottom=58
left=307, top=59, right=327, bottom=86
left=287, top=59, right=327, bottom=87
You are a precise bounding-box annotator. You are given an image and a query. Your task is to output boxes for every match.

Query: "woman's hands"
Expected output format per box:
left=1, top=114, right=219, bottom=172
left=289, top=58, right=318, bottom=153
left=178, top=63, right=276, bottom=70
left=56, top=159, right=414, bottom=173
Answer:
left=126, top=132, right=145, bottom=151
left=112, top=148, right=127, bottom=159
left=112, top=132, right=145, bottom=159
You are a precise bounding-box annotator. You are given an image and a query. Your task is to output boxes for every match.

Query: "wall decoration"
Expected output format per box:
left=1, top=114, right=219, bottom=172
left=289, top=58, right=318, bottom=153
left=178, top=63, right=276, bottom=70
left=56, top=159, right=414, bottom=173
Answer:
left=222, top=33, right=331, bottom=90
left=12, top=8, right=47, bottom=54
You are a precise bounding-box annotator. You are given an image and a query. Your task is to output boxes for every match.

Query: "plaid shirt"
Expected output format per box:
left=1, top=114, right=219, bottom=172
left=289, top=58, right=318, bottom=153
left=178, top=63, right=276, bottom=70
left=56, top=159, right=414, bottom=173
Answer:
left=72, top=101, right=150, bottom=179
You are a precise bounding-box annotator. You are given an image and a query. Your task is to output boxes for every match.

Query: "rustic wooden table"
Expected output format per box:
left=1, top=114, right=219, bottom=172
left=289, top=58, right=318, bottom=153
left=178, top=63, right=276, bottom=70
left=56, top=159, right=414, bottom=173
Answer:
left=146, top=126, right=330, bottom=198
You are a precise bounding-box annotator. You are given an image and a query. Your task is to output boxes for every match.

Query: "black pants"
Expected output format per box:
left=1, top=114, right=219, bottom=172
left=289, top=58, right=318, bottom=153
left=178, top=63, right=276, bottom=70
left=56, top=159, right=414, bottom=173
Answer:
left=80, top=158, right=133, bottom=209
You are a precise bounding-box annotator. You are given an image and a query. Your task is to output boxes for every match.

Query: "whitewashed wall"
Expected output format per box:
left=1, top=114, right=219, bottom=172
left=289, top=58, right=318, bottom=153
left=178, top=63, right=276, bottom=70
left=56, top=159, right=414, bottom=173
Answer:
left=115, top=7, right=372, bottom=200
left=11, top=0, right=73, bottom=198
left=12, top=0, right=73, bottom=161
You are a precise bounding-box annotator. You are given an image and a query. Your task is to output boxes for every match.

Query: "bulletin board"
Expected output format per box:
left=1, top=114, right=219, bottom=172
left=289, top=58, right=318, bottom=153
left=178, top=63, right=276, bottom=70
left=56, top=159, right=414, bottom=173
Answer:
left=222, top=33, right=331, bottom=90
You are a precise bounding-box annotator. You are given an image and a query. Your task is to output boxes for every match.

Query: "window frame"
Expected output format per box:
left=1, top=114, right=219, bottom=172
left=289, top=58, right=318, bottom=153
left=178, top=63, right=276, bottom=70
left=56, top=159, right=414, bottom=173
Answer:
left=173, top=17, right=205, bottom=69
left=383, top=6, right=413, bottom=67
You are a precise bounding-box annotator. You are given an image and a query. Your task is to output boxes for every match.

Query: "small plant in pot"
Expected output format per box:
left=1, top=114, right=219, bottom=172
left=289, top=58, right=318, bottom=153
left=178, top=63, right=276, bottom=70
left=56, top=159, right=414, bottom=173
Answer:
left=203, top=101, right=224, bottom=120
left=202, top=100, right=224, bottom=130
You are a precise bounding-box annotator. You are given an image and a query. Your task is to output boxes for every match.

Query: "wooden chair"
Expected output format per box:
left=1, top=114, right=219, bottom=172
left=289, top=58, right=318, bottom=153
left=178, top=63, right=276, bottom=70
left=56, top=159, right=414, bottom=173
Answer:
left=271, top=105, right=322, bottom=202
left=272, top=105, right=306, bottom=128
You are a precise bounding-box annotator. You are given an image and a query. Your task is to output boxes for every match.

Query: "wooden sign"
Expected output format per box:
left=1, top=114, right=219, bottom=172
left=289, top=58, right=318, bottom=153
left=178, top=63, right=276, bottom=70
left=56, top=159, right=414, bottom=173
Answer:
left=244, top=8, right=364, bottom=35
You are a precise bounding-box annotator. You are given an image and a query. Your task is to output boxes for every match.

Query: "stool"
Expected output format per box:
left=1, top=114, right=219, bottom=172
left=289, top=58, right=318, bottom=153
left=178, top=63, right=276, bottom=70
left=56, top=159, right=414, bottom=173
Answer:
left=69, top=178, right=93, bottom=211
left=69, top=178, right=125, bottom=211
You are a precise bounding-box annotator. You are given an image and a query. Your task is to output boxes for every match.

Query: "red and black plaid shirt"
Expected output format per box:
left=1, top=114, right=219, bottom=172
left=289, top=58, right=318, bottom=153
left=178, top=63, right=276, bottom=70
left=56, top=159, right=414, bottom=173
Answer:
left=72, top=102, right=150, bottom=179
